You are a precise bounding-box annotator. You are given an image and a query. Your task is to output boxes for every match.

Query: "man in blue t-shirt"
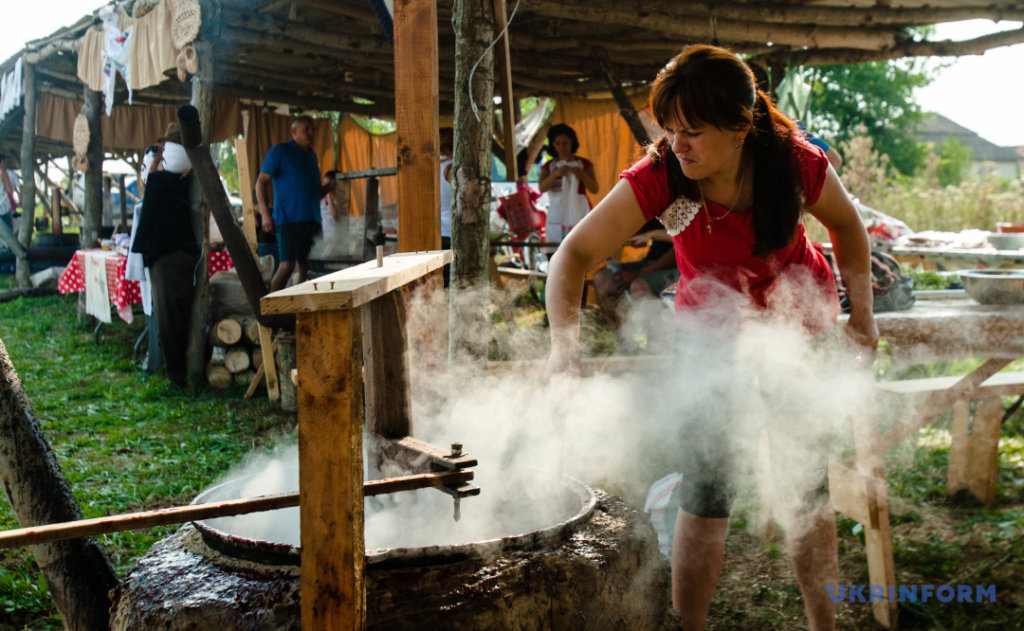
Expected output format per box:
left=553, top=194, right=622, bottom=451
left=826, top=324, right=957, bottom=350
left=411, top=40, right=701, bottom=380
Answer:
left=256, top=115, right=323, bottom=291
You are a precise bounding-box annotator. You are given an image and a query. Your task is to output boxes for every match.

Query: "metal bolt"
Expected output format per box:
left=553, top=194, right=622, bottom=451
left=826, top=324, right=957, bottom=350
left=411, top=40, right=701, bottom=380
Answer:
left=450, top=442, right=463, bottom=457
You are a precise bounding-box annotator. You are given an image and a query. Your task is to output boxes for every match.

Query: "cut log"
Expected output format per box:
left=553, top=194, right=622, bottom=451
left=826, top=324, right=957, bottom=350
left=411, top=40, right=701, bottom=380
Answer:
left=224, top=347, right=252, bottom=374
left=209, top=345, right=227, bottom=365
left=251, top=347, right=263, bottom=371
left=243, top=316, right=260, bottom=345
left=208, top=317, right=243, bottom=346
left=233, top=369, right=255, bottom=386
left=206, top=363, right=232, bottom=389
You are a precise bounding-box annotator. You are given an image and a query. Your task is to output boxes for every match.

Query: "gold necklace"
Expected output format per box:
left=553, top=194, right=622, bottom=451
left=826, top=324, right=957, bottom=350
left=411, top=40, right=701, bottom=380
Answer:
left=698, top=170, right=745, bottom=234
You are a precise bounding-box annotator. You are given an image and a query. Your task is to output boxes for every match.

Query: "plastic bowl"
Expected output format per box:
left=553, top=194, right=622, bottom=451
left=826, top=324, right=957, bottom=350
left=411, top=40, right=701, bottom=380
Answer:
left=961, top=269, right=1024, bottom=304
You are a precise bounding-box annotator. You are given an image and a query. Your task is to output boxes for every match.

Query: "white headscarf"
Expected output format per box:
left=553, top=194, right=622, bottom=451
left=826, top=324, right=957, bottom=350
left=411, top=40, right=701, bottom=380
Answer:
left=160, top=142, right=191, bottom=174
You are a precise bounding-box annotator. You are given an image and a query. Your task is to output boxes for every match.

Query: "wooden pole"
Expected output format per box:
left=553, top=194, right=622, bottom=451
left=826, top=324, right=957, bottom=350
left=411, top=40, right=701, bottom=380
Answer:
left=492, top=0, right=517, bottom=182
left=297, top=309, right=365, bottom=630
left=394, top=0, right=440, bottom=252
left=233, top=137, right=259, bottom=258
left=82, top=86, right=103, bottom=251
left=51, top=188, right=62, bottom=235
left=15, top=61, right=37, bottom=289
left=117, top=174, right=128, bottom=232
left=597, top=57, right=651, bottom=147
left=0, top=470, right=473, bottom=549
left=186, top=40, right=215, bottom=387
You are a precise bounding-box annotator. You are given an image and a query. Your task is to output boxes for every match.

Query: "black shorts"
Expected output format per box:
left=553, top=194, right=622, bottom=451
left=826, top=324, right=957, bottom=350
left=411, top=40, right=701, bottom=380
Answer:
left=276, top=221, right=321, bottom=262
left=671, top=325, right=833, bottom=519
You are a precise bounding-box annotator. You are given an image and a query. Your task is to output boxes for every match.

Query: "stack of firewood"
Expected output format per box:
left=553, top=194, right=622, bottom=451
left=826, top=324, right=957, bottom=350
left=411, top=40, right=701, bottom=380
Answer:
left=205, top=315, right=265, bottom=389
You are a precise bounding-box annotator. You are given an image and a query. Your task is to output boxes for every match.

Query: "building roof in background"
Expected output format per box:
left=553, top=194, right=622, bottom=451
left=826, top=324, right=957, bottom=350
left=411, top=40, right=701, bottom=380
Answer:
left=918, top=113, right=1023, bottom=162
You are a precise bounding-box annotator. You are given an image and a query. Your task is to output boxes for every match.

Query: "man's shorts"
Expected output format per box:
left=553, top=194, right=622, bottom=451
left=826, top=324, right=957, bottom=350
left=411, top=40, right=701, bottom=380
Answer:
left=620, top=260, right=681, bottom=295
left=276, top=221, right=321, bottom=262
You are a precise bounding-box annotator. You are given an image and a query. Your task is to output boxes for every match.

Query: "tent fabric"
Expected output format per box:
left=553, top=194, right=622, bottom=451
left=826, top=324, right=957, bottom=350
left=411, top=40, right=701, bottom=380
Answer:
left=77, top=0, right=183, bottom=94
left=548, top=90, right=651, bottom=205
left=335, top=115, right=397, bottom=217
left=36, top=92, right=242, bottom=151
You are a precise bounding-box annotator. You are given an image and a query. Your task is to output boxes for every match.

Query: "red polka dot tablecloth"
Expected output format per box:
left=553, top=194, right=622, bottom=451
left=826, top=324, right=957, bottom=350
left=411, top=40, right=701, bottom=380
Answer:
left=58, top=249, right=235, bottom=323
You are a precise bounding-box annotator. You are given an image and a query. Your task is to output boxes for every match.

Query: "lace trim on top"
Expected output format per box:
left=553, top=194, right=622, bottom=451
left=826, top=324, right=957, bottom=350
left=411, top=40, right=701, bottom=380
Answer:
left=658, top=195, right=702, bottom=236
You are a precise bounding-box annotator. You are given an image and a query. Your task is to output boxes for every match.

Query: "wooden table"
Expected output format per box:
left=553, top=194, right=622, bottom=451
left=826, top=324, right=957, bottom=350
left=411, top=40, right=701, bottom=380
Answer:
left=57, top=248, right=235, bottom=323
left=831, top=296, right=1024, bottom=628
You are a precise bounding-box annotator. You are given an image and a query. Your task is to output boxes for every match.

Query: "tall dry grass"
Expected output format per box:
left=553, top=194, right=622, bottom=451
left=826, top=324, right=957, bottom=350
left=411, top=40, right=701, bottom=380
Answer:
left=805, top=134, right=1024, bottom=243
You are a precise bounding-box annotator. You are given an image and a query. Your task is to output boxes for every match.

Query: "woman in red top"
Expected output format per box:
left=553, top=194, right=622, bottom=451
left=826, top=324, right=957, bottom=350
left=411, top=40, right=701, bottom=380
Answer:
left=546, top=45, right=877, bottom=630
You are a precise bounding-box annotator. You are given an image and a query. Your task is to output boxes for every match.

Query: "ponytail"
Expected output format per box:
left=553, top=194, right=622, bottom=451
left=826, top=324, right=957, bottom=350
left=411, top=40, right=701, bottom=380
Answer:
left=747, top=91, right=801, bottom=257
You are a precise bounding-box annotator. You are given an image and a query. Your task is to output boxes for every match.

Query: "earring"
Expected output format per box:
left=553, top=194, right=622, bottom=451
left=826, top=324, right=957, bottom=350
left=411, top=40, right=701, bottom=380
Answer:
left=734, top=138, right=744, bottom=148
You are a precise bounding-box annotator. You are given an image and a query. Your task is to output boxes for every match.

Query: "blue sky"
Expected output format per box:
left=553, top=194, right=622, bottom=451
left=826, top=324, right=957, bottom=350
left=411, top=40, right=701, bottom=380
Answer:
left=2, top=6, right=1023, bottom=147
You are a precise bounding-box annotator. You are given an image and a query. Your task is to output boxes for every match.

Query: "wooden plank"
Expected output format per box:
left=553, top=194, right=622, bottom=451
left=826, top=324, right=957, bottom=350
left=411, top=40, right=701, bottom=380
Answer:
left=965, top=397, right=1003, bottom=507
left=362, top=291, right=412, bottom=439
left=258, top=323, right=280, bottom=402
left=0, top=471, right=473, bottom=549
left=394, top=0, right=440, bottom=252
left=261, top=251, right=452, bottom=314
left=876, top=370, right=1024, bottom=398
left=487, top=354, right=671, bottom=377
left=234, top=137, right=259, bottom=257
left=297, top=309, right=365, bottom=630
left=828, top=461, right=880, bottom=528
left=873, top=357, right=1013, bottom=457
left=946, top=400, right=972, bottom=497
left=492, top=0, right=517, bottom=181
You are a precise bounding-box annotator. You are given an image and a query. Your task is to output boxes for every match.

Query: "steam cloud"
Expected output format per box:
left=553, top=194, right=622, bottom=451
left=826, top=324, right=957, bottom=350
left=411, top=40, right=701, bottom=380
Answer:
left=203, top=274, right=874, bottom=550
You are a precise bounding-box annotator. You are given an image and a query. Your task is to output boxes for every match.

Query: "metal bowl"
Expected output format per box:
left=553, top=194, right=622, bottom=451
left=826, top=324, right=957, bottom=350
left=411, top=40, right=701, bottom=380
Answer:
left=986, top=233, right=1024, bottom=251
left=960, top=269, right=1024, bottom=304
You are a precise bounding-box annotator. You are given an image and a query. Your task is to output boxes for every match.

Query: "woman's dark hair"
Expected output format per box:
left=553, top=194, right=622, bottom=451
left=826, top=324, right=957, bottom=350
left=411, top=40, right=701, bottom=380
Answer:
left=648, top=44, right=802, bottom=257
left=544, top=123, right=580, bottom=158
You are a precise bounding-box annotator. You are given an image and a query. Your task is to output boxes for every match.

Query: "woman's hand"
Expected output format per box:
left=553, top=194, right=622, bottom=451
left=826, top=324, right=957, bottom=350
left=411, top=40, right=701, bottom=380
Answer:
left=843, top=310, right=879, bottom=366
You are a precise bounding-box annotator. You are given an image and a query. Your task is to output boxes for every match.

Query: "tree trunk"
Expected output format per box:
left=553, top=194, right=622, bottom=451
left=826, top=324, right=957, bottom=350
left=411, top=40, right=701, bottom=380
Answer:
left=0, top=339, right=118, bottom=630
left=16, top=62, right=37, bottom=289
left=450, top=0, right=495, bottom=366
left=82, top=86, right=103, bottom=251
left=185, top=40, right=215, bottom=388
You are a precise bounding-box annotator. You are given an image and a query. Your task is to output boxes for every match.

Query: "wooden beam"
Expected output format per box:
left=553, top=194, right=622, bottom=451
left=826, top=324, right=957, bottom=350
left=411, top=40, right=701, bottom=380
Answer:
left=595, top=55, right=651, bottom=147
left=524, top=0, right=900, bottom=51
left=16, top=61, right=37, bottom=288
left=82, top=86, right=103, bottom=251
left=394, top=0, right=440, bottom=252
left=492, top=0, right=517, bottom=182
left=297, top=308, right=365, bottom=630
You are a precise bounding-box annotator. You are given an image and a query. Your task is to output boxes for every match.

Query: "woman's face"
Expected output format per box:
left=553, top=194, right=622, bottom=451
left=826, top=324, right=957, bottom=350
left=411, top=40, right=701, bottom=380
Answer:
left=552, top=134, right=574, bottom=160
left=663, top=111, right=746, bottom=182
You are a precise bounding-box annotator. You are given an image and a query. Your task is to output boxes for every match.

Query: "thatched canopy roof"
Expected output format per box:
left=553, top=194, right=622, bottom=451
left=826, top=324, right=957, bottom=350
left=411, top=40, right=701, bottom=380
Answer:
left=1, top=0, right=1023, bottom=156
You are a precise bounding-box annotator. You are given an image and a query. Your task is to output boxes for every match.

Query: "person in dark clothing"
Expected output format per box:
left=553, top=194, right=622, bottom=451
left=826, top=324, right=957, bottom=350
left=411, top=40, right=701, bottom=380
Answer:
left=130, top=123, right=200, bottom=387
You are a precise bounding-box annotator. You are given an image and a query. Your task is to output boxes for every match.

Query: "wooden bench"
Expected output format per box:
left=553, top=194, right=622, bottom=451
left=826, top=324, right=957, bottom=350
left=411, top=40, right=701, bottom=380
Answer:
left=874, top=370, right=1024, bottom=506
left=826, top=368, right=1024, bottom=628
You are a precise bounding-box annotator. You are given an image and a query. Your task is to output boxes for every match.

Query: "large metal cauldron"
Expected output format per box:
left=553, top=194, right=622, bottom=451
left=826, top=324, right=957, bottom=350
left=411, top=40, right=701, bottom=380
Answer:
left=109, top=467, right=676, bottom=630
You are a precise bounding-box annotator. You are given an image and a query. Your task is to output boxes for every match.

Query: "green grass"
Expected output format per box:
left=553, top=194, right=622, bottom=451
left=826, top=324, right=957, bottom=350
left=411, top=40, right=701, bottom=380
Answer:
left=0, top=292, right=290, bottom=629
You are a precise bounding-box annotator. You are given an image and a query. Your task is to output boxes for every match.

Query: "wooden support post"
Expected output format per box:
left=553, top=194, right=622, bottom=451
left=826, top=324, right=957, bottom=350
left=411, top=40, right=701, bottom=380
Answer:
left=258, top=323, right=280, bottom=402
left=16, top=61, right=37, bottom=289
left=185, top=40, right=215, bottom=387
left=82, top=86, right=103, bottom=252
left=296, top=308, right=366, bottom=630
left=234, top=137, right=259, bottom=258
left=277, top=331, right=296, bottom=412
left=492, top=0, right=517, bottom=182
left=848, top=392, right=897, bottom=628
left=393, top=0, right=440, bottom=252
left=597, top=57, right=651, bottom=147
left=117, top=174, right=128, bottom=232
left=51, top=188, right=62, bottom=235
left=948, top=396, right=1003, bottom=507
left=362, top=291, right=412, bottom=440
left=362, top=176, right=380, bottom=262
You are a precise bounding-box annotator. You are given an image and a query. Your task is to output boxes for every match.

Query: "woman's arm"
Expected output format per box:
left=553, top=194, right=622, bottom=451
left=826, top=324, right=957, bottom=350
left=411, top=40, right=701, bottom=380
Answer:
left=577, top=161, right=599, bottom=194
left=538, top=162, right=563, bottom=193
left=546, top=179, right=647, bottom=373
left=805, top=167, right=878, bottom=352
